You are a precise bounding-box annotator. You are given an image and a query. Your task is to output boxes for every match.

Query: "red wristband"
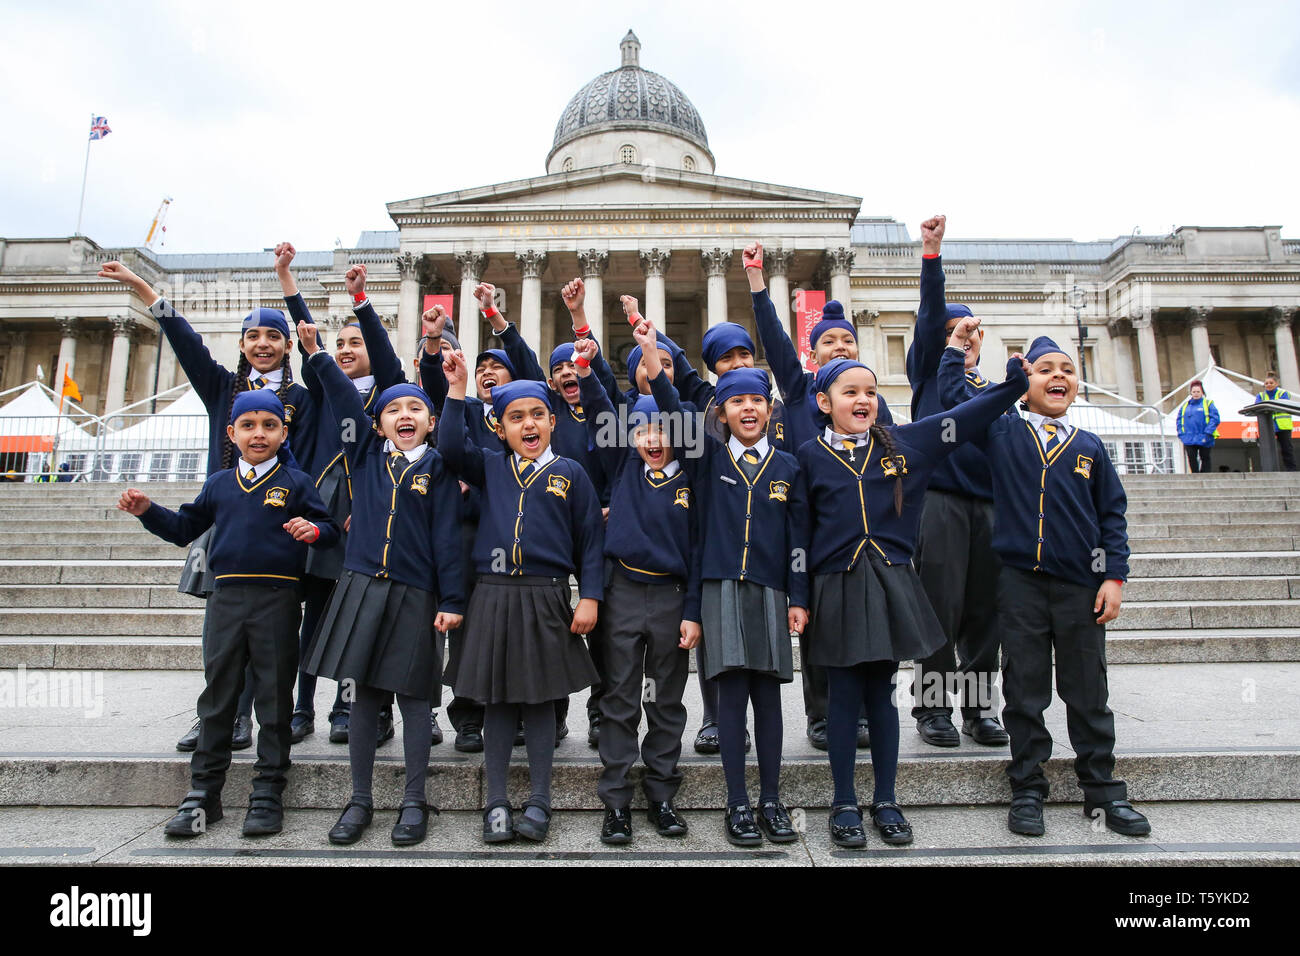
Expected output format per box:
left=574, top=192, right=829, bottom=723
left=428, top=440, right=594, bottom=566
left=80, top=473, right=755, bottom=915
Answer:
left=307, top=522, right=319, bottom=542
left=573, top=324, right=590, bottom=337
left=575, top=356, right=591, bottom=369
left=482, top=307, right=499, bottom=319
left=626, top=312, right=643, bottom=327
left=353, top=292, right=366, bottom=305
left=922, top=253, right=939, bottom=260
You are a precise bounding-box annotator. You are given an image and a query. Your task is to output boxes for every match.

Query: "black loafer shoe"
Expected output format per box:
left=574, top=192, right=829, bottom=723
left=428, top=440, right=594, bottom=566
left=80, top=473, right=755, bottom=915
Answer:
left=328, top=710, right=350, bottom=744
left=756, top=800, right=798, bottom=843
left=916, top=712, right=960, bottom=747
left=600, top=807, right=633, bottom=845
left=455, top=724, right=484, bottom=753
left=231, top=714, right=254, bottom=751
left=482, top=803, right=515, bottom=843
left=744, top=729, right=752, bottom=753
left=587, top=715, right=601, bottom=748
left=163, top=789, right=222, bottom=838
left=856, top=719, right=871, bottom=749
left=828, top=804, right=867, bottom=849
left=242, top=794, right=283, bottom=837
left=724, top=805, right=763, bottom=847
left=514, top=801, right=552, bottom=842
left=328, top=801, right=373, bottom=845
left=1085, top=799, right=1151, bottom=836
left=376, top=709, right=395, bottom=747
left=694, top=722, right=720, bottom=755
left=807, top=718, right=829, bottom=751
left=962, top=716, right=1010, bottom=746
left=175, top=717, right=201, bottom=753
left=647, top=801, right=688, bottom=837
left=392, top=800, right=438, bottom=846
left=554, top=721, right=569, bottom=747
left=1008, top=793, right=1045, bottom=836
left=513, top=721, right=525, bottom=747
left=290, top=710, right=314, bottom=744
left=430, top=712, right=443, bottom=747
left=868, top=800, right=913, bottom=845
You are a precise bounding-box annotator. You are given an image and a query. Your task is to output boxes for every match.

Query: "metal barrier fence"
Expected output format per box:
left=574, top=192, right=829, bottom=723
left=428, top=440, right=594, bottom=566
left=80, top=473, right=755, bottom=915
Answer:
left=0, top=411, right=208, bottom=482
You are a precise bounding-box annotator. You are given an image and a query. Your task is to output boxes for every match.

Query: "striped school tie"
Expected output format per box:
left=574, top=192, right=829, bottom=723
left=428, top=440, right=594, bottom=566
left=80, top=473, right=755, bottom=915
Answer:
left=650, top=470, right=665, bottom=480
left=1043, top=421, right=1062, bottom=452
left=841, top=438, right=857, bottom=462
left=742, top=449, right=760, bottom=465
left=245, top=468, right=256, bottom=481
left=250, top=376, right=267, bottom=390
left=518, top=458, right=535, bottom=480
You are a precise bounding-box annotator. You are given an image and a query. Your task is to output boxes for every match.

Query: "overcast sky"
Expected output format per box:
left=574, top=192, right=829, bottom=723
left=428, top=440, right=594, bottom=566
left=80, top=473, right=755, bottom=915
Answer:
left=3, top=0, right=1297, bottom=254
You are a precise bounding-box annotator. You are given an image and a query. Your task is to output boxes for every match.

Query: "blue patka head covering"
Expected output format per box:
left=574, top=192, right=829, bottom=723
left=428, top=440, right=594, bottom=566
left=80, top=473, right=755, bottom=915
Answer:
left=946, top=304, right=974, bottom=321
left=371, top=383, right=433, bottom=423
left=474, top=348, right=517, bottom=379
left=241, top=307, right=290, bottom=339
left=701, top=323, right=755, bottom=373
left=714, top=367, right=771, bottom=406
left=812, top=359, right=877, bottom=427
left=492, top=380, right=553, bottom=415
left=626, top=331, right=685, bottom=381
left=809, top=300, right=856, bottom=352
left=549, top=343, right=578, bottom=373
left=230, top=389, right=286, bottom=424
left=1026, top=335, right=1073, bottom=364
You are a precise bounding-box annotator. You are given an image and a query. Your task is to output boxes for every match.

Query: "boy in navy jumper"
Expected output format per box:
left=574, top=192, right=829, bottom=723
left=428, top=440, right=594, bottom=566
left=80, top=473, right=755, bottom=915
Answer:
left=118, top=391, right=338, bottom=838
left=939, top=323, right=1150, bottom=838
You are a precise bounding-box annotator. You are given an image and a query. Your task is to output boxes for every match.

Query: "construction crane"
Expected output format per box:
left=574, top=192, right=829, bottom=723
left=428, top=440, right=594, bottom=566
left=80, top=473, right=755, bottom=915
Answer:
left=144, top=197, right=172, bottom=248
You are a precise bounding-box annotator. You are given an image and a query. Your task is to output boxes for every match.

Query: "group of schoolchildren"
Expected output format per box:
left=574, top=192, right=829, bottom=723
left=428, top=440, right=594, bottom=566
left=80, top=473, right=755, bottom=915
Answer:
left=99, top=212, right=1151, bottom=851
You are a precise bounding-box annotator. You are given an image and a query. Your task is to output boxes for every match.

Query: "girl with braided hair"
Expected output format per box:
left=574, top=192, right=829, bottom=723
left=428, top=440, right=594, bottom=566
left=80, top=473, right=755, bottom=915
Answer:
left=798, top=354, right=1029, bottom=849
left=98, top=261, right=318, bottom=750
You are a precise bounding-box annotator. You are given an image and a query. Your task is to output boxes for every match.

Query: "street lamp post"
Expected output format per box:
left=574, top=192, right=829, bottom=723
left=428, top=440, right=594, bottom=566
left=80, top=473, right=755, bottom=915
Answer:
left=1070, top=283, right=1090, bottom=399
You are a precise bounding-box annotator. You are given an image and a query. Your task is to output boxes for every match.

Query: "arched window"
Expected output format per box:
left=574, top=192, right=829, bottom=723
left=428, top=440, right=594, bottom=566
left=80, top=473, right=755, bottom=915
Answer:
left=562, top=156, right=574, bottom=172
left=682, top=154, right=696, bottom=172
left=619, top=144, right=638, bottom=165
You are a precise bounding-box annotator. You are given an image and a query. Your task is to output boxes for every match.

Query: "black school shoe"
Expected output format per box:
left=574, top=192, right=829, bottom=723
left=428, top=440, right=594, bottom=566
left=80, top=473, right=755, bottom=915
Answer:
left=163, top=789, right=222, bottom=838
left=242, top=793, right=283, bottom=837
left=724, top=805, right=763, bottom=847
left=916, top=713, right=960, bottom=747
left=868, top=801, right=913, bottom=845
left=555, top=721, right=569, bottom=747
left=290, top=710, right=314, bottom=744
left=600, top=807, right=633, bottom=845
left=962, top=716, right=1010, bottom=746
left=455, top=724, right=484, bottom=753
left=328, top=710, right=350, bottom=744
left=175, top=717, right=201, bottom=752
left=756, top=801, right=798, bottom=843
left=514, top=801, right=552, bottom=842
left=806, top=718, right=829, bottom=751
left=694, top=722, right=720, bottom=755
left=327, top=801, right=373, bottom=846
left=1085, top=799, right=1151, bottom=836
left=482, top=803, right=515, bottom=844
left=430, top=712, right=443, bottom=747
left=647, top=801, right=688, bottom=837
left=231, top=714, right=254, bottom=751
left=1008, top=792, right=1045, bottom=836
left=376, top=708, right=395, bottom=746
left=828, top=804, right=867, bottom=849
left=587, top=714, right=601, bottom=748
left=392, top=800, right=438, bottom=846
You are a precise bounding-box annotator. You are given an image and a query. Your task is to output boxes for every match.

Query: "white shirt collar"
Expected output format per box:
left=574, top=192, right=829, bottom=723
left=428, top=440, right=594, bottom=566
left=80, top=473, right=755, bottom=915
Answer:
left=248, top=367, right=283, bottom=388
left=728, top=434, right=770, bottom=462
left=514, top=445, right=556, bottom=469
left=644, top=459, right=681, bottom=479
left=382, top=439, right=429, bottom=464
left=1023, top=410, right=1071, bottom=441
left=352, top=374, right=375, bottom=394
left=237, top=456, right=277, bottom=480
left=823, top=426, right=868, bottom=448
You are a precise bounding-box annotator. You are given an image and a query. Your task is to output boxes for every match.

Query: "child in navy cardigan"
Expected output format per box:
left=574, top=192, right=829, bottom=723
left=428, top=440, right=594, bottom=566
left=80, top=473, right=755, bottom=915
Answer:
left=800, top=354, right=1028, bottom=847
left=118, top=390, right=338, bottom=839
left=574, top=305, right=700, bottom=845
left=99, top=259, right=319, bottom=753
left=439, top=354, right=604, bottom=845
left=939, top=323, right=1150, bottom=839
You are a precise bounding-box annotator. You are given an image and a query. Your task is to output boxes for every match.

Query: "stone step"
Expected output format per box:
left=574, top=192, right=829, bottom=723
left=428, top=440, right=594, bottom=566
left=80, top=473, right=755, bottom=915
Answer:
left=0, top=607, right=203, bottom=637
left=2, top=802, right=1296, bottom=867
left=0, top=531, right=181, bottom=546
left=1127, top=523, right=1297, bottom=540
left=1124, top=500, right=1299, bottom=515
left=0, top=584, right=203, bottom=609
left=1111, top=600, right=1300, bottom=630
left=1106, top=629, right=1300, bottom=663
left=1128, top=511, right=1300, bottom=527
left=1128, top=551, right=1300, bottom=577
left=0, top=560, right=184, bottom=586
left=1121, top=576, right=1298, bottom=602
left=0, top=545, right=189, bottom=560
left=1130, top=535, right=1300, bottom=553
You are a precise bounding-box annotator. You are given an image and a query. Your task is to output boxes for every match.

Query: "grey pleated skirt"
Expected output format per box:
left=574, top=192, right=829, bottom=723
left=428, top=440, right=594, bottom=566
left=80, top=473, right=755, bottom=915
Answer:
left=808, top=551, right=947, bottom=667
left=303, top=568, right=440, bottom=701
left=454, top=574, right=597, bottom=705
left=304, top=464, right=349, bottom=581
left=698, top=579, right=794, bottom=683
left=177, top=527, right=216, bottom=597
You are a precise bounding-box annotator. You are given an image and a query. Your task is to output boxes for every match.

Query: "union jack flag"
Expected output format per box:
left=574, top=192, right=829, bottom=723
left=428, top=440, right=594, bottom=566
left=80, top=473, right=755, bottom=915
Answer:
left=88, top=116, right=111, bottom=141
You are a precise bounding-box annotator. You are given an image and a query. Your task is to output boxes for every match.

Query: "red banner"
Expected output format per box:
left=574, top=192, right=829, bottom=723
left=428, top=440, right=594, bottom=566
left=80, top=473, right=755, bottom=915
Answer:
left=422, top=294, right=454, bottom=322
left=794, top=289, right=825, bottom=372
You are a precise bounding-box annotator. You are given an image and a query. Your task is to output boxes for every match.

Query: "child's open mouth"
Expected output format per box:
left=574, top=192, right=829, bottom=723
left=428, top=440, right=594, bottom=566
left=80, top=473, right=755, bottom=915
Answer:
left=396, top=422, right=416, bottom=439
left=740, top=415, right=758, bottom=429
left=646, top=446, right=664, bottom=463
left=339, top=354, right=354, bottom=368
left=522, top=434, right=540, bottom=451
left=1047, top=384, right=1067, bottom=397
left=481, top=375, right=498, bottom=390
left=852, top=408, right=870, bottom=421
left=562, top=381, right=580, bottom=399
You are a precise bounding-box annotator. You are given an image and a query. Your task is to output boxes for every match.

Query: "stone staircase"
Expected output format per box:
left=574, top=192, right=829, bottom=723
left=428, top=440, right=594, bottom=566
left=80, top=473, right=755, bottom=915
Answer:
left=0, top=474, right=1298, bottom=865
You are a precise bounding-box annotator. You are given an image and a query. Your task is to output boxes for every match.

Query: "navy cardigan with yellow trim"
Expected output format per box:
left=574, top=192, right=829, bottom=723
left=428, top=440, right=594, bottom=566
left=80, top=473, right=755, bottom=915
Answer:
left=437, top=396, right=605, bottom=601
left=306, top=350, right=464, bottom=610
left=137, top=462, right=338, bottom=588
left=799, top=357, right=1028, bottom=575
left=938, top=348, right=1130, bottom=588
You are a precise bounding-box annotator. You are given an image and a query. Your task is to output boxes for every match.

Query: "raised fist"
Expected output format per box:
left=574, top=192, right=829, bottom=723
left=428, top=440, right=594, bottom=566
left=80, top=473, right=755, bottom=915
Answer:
left=620, top=294, right=641, bottom=323
left=561, top=277, right=585, bottom=312
left=741, top=242, right=764, bottom=271
left=344, top=264, right=368, bottom=298
left=296, top=320, right=320, bottom=354
left=421, top=304, right=449, bottom=339
left=273, top=242, right=297, bottom=273
left=443, top=349, right=468, bottom=387
left=573, top=337, right=599, bottom=362
left=473, top=282, right=496, bottom=312
left=948, top=315, right=981, bottom=347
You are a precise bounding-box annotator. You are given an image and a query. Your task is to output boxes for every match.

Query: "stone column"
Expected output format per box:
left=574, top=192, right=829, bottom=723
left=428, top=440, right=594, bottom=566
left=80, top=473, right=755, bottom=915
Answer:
left=1188, top=306, right=1212, bottom=375
left=577, top=249, right=609, bottom=343
left=824, top=247, right=854, bottom=309
left=54, top=316, right=80, bottom=388
left=105, top=316, right=136, bottom=412
left=853, top=309, right=879, bottom=372
left=1132, top=310, right=1163, bottom=406
left=455, top=252, right=487, bottom=360
left=4, top=331, right=28, bottom=389
left=1107, top=317, right=1138, bottom=401
left=701, top=247, right=732, bottom=329
left=767, top=248, right=795, bottom=337
left=1269, top=306, right=1300, bottom=389
left=515, top=250, right=548, bottom=353
left=395, top=252, right=423, bottom=366
left=639, top=248, right=671, bottom=326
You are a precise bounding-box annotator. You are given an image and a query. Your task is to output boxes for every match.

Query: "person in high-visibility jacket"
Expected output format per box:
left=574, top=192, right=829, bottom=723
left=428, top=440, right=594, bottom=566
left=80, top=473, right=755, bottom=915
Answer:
left=1256, top=371, right=1296, bottom=472
left=1176, top=380, right=1220, bottom=473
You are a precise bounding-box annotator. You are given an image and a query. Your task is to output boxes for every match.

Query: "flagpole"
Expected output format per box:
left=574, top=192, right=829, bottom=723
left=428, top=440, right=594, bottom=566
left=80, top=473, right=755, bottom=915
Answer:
left=75, top=114, right=92, bottom=236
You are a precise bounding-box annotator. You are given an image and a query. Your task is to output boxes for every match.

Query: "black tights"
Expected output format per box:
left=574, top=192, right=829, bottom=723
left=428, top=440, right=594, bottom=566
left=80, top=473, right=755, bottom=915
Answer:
left=342, top=683, right=431, bottom=825
left=827, top=662, right=902, bottom=824
left=484, top=702, right=556, bottom=818
left=716, top=669, right=783, bottom=808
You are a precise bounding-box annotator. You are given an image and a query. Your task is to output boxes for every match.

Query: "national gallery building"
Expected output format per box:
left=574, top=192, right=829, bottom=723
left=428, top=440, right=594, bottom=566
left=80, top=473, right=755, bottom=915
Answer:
left=2, top=31, right=1298, bottom=419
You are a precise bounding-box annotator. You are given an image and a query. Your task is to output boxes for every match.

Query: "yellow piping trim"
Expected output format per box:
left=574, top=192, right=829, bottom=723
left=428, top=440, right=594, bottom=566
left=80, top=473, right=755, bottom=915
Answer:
left=619, top=559, right=669, bottom=577
left=216, top=573, right=300, bottom=582
left=236, top=462, right=282, bottom=494
left=816, top=435, right=875, bottom=566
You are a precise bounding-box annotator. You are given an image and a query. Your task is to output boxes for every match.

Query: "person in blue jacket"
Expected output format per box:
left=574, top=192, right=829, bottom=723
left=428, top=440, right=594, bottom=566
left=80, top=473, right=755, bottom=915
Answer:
left=939, top=322, right=1151, bottom=839
left=1175, top=379, right=1220, bottom=473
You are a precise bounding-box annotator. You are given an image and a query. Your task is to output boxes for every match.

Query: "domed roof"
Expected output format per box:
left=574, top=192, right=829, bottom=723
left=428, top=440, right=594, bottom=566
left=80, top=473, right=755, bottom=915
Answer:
left=550, top=31, right=710, bottom=158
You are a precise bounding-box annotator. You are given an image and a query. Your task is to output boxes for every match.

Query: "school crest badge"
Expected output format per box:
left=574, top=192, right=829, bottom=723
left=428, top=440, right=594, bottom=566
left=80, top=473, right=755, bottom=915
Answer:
left=1074, top=455, right=1093, bottom=479
left=283, top=403, right=296, bottom=424
left=410, top=474, right=429, bottom=495
left=546, top=475, right=570, bottom=499
left=769, top=480, right=790, bottom=502
left=773, top=422, right=785, bottom=443
left=674, top=487, right=690, bottom=509
left=264, top=487, right=289, bottom=507
left=881, top=455, right=908, bottom=478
